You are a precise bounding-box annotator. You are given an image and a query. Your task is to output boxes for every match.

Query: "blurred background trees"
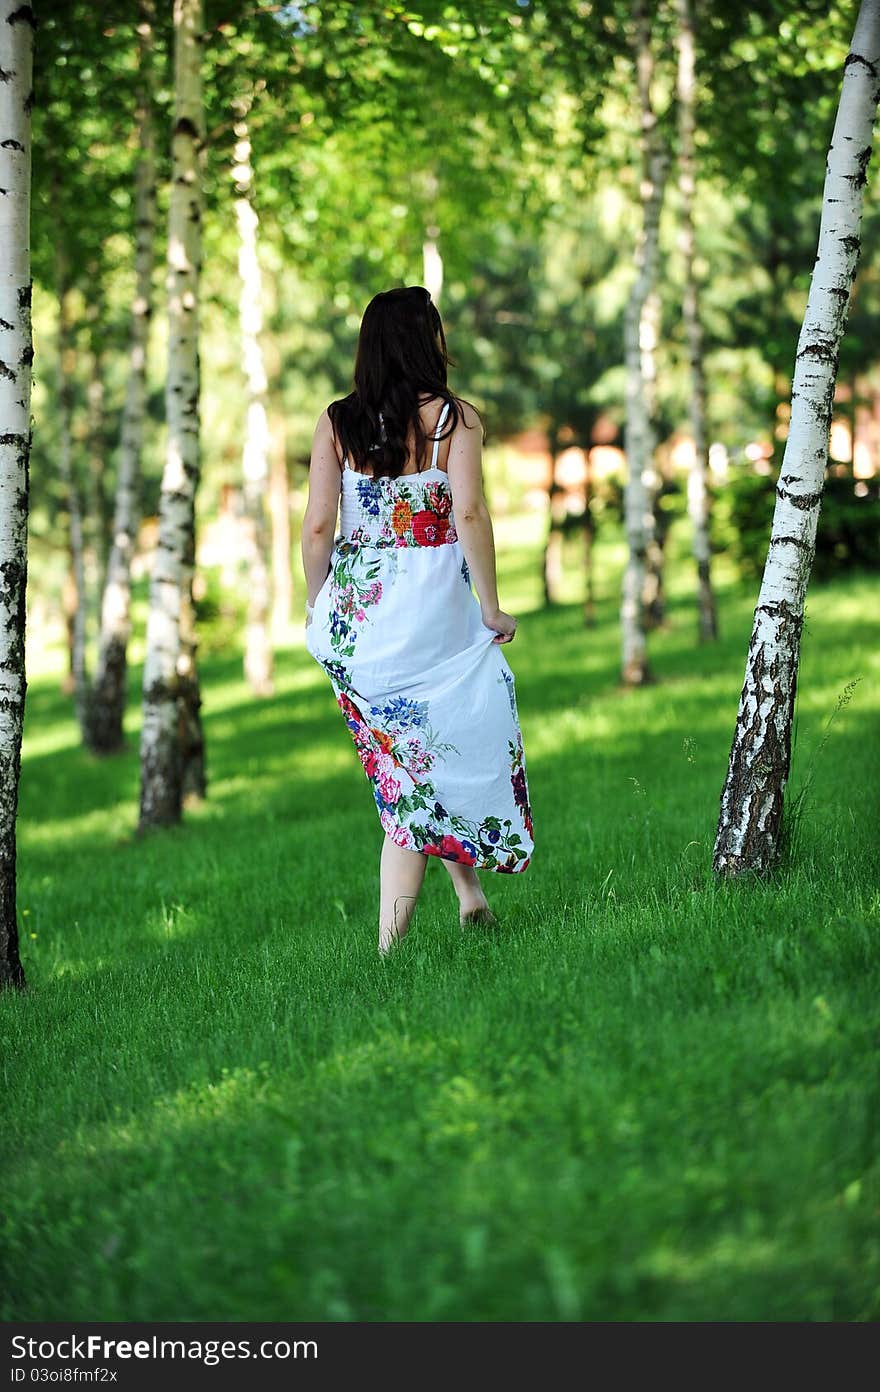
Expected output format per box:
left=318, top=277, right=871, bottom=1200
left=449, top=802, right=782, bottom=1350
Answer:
left=22, top=0, right=879, bottom=730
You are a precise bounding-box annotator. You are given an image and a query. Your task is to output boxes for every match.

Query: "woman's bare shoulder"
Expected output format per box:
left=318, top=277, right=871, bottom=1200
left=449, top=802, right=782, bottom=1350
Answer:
left=451, top=396, right=484, bottom=431
left=313, top=405, right=346, bottom=467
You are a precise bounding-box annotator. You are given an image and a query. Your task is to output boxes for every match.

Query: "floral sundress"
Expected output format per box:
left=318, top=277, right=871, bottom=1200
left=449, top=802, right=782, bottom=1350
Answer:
left=306, top=400, right=533, bottom=873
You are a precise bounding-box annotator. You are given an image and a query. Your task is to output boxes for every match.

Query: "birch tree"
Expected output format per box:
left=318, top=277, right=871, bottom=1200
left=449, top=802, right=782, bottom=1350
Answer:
left=621, top=0, right=669, bottom=686
left=0, top=0, right=34, bottom=990
left=139, top=0, right=205, bottom=828
left=86, top=0, right=157, bottom=755
left=714, top=0, right=880, bottom=877
left=268, top=415, right=292, bottom=637
left=676, top=0, right=717, bottom=643
left=232, top=84, right=274, bottom=697
left=54, top=239, right=89, bottom=725
left=640, top=286, right=666, bottom=630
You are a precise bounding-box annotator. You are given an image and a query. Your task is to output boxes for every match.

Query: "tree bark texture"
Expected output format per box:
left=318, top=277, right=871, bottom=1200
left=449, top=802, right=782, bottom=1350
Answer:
left=621, top=0, right=668, bottom=685
left=640, top=288, right=666, bottom=630
left=55, top=247, right=89, bottom=730
left=269, top=414, right=292, bottom=638
left=233, top=90, right=274, bottom=698
left=676, top=0, right=718, bottom=644
left=139, top=0, right=204, bottom=829
left=713, top=0, right=880, bottom=876
left=87, top=0, right=157, bottom=755
left=0, top=0, right=35, bottom=989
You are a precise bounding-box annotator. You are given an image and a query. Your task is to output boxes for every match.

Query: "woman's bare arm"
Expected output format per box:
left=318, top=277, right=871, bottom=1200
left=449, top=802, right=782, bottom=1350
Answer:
left=301, top=409, right=342, bottom=608
left=446, top=400, right=516, bottom=645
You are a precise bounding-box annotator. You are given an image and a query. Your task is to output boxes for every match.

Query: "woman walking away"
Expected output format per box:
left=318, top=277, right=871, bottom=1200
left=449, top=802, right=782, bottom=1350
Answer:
left=302, top=286, right=533, bottom=954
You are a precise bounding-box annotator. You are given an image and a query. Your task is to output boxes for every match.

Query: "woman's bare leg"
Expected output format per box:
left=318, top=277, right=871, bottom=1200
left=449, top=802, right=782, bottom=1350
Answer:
left=439, top=859, right=495, bottom=925
left=379, top=836, right=428, bottom=953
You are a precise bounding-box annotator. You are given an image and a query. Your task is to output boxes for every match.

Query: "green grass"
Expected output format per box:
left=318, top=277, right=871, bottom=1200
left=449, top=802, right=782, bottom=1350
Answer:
left=2, top=518, right=879, bottom=1321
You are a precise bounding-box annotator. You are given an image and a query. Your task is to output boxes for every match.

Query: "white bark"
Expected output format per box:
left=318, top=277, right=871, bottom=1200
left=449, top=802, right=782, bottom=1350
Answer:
left=0, top=0, right=34, bottom=989
left=139, top=0, right=204, bottom=828
left=87, top=0, right=157, bottom=754
left=422, top=170, right=443, bottom=302
left=676, top=0, right=717, bottom=644
left=233, top=88, right=274, bottom=697
left=84, top=289, right=109, bottom=609
left=269, top=415, right=292, bottom=638
left=543, top=451, right=565, bottom=606
left=621, top=0, right=668, bottom=685
left=641, top=287, right=666, bottom=628
left=714, top=0, right=880, bottom=876
left=55, top=250, right=88, bottom=722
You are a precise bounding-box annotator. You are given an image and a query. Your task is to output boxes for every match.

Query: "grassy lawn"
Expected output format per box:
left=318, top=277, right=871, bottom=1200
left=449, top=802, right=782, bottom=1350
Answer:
left=2, top=517, right=878, bottom=1321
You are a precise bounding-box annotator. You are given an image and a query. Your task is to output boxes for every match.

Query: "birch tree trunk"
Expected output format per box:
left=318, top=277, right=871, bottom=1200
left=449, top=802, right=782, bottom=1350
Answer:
left=714, top=0, right=880, bottom=876
left=55, top=246, right=89, bottom=728
left=543, top=452, right=565, bottom=606
left=84, top=283, right=109, bottom=608
left=0, top=0, right=34, bottom=990
left=422, top=170, right=443, bottom=303
left=139, top=0, right=204, bottom=829
left=233, top=88, right=274, bottom=697
left=583, top=447, right=595, bottom=627
left=86, top=0, right=157, bottom=755
left=676, top=0, right=718, bottom=644
left=269, top=414, right=292, bottom=637
left=621, top=0, right=668, bottom=685
left=641, top=287, right=666, bottom=629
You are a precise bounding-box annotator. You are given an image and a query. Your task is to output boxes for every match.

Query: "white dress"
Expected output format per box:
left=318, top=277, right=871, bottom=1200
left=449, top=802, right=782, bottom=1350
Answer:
left=306, top=401, right=533, bottom=873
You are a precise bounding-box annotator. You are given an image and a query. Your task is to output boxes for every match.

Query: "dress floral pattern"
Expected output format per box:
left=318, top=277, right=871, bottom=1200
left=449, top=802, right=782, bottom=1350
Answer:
left=306, top=401, right=533, bottom=873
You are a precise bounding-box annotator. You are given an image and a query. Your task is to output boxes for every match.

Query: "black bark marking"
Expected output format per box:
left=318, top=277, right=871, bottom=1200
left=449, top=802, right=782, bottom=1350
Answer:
left=770, top=533, right=812, bottom=552
left=0, top=139, right=23, bottom=151
left=776, top=485, right=824, bottom=510
left=173, top=117, right=200, bottom=140
left=844, top=52, right=879, bottom=80
left=7, top=6, right=37, bottom=27
left=0, top=362, right=15, bottom=382
left=0, top=317, right=12, bottom=331
left=796, top=340, right=839, bottom=367
left=755, top=599, right=804, bottom=630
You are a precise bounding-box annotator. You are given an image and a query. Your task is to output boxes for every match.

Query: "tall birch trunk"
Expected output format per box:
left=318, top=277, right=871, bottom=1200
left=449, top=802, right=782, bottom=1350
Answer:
left=621, top=0, right=668, bottom=685
left=233, top=88, right=274, bottom=697
left=583, top=447, right=595, bottom=627
left=641, top=287, right=666, bottom=629
left=84, top=285, right=109, bottom=608
left=139, top=0, right=204, bottom=829
left=713, top=0, right=880, bottom=877
left=269, top=413, right=292, bottom=637
left=422, top=170, right=443, bottom=303
left=86, top=0, right=157, bottom=755
left=543, top=451, right=565, bottom=606
left=0, top=1, right=34, bottom=990
left=55, top=246, right=89, bottom=727
left=676, top=0, right=717, bottom=644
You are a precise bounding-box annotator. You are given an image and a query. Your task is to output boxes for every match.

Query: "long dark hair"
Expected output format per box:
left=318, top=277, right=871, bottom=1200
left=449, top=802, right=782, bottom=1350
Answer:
left=328, top=286, right=478, bottom=480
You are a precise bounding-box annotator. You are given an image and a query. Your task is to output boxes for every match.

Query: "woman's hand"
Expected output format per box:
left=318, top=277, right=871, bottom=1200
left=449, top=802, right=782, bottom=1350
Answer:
left=481, top=606, right=517, bottom=644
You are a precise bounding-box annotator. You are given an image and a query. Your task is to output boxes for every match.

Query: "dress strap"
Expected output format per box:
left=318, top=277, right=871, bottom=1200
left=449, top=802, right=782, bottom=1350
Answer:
left=430, top=400, right=451, bottom=470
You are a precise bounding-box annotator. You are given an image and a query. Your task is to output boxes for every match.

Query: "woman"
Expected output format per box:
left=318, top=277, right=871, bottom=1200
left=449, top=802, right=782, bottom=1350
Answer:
left=302, top=286, right=533, bottom=954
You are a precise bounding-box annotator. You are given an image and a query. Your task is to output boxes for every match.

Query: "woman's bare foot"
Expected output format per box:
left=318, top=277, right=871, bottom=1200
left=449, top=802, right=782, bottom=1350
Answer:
left=460, top=903, right=497, bottom=928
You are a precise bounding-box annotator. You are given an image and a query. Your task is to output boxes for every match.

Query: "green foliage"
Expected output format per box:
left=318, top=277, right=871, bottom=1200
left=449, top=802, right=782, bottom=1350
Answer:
left=715, top=466, right=880, bottom=582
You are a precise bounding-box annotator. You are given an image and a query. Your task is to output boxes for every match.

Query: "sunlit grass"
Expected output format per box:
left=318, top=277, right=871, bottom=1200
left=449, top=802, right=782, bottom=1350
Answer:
left=2, top=517, right=878, bottom=1321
